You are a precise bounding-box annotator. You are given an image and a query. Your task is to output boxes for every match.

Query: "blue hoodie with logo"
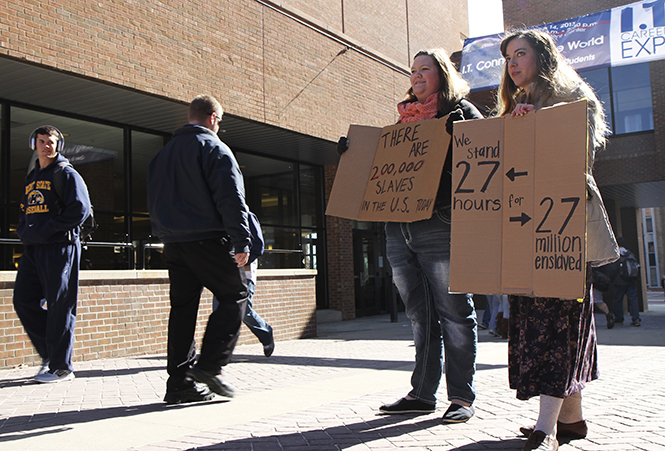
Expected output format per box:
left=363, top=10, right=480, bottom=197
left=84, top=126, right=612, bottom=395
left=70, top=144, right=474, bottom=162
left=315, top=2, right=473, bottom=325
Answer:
left=18, top=153, right=92, bottom=245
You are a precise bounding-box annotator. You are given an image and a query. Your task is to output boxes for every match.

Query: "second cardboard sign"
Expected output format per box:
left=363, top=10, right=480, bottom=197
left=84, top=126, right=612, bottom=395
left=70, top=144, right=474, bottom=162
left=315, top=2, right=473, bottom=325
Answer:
left=449, top=100, right=588, bottom=299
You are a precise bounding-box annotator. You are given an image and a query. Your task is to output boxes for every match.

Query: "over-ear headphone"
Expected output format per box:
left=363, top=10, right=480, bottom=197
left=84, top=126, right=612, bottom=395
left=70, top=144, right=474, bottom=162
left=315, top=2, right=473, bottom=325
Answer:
left=29, top=125, right=65, bottom=153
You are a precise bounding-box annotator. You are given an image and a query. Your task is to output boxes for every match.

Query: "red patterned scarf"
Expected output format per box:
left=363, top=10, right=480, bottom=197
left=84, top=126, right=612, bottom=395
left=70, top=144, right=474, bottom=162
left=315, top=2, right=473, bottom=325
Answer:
left=397, top=93, right=439, bottom=123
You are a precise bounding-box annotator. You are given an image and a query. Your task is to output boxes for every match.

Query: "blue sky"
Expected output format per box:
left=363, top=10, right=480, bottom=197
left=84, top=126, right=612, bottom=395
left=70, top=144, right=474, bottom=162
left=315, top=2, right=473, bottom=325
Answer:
left=468, top=0, right=504, bottom=38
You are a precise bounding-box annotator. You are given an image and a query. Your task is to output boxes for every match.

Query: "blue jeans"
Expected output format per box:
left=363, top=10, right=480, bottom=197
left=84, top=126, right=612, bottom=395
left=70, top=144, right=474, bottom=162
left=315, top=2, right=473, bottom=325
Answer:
left=213, top=279, right=273, bottom=346
left=613, top=283, right=640, bottom=323
left=480, top=303, right=491, bottom=328
left=386, top=211, right=477, bottom=405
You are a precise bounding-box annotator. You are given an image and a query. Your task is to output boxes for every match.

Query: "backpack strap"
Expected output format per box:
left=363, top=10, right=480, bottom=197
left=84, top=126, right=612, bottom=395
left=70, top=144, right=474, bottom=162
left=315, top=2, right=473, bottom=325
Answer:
left=50, top=161, right=72, bottom=209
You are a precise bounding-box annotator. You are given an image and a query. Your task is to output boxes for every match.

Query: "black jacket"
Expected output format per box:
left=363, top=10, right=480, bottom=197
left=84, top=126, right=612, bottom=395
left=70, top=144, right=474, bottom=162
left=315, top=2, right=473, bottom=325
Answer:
left=434, top=99, right=484, bottom=209
left=147, top=124, right=251, bottom=253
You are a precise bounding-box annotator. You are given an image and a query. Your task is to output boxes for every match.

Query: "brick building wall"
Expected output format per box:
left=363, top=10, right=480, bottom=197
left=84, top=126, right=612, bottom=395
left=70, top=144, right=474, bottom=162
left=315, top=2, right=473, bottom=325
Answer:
left=1, top=0, right=470, bottom=321
left=265, top=0, right=467, bottom=67
left=324, top=165, right=355, bottom=320
left=0, top=0, right=468, bottom=144
left=502, top=0, right=632, bottom=29
left=0, top=271, right=316, bottom=370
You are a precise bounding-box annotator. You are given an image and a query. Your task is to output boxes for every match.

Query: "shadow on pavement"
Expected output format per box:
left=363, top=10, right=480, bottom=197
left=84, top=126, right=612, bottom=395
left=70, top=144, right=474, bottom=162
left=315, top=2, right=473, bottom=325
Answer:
left=595, top=308, right=665, bottom=347
left=189, top=415, right=525, bottom=451
left=0, top=400, right=231, bottom=440
left=0, top=365, right=166, bottom=389
left=231, top=353, right=506, bottom=373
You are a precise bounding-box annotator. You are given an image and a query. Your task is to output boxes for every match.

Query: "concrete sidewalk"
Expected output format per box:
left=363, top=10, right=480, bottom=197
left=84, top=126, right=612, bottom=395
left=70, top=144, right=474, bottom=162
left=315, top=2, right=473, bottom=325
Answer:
left=1, top=295, right=665, bottom=451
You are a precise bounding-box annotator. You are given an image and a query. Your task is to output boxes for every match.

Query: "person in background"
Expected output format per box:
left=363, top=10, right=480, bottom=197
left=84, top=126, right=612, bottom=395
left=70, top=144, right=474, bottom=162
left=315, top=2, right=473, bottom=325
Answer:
left=213, top=211, right=275, bottom=357
left=147, top=95, right=251, bottom=405
left=590, top=265, right=615, bottom=329
left=611, top=236, right=641, bottom=327
left=14, top=125, right=91, bottom=383
left=340, top=48, right=482, bottom=424
left=488, top=295, right=509, bottom=339
left=478, top=299, right=491, bottom=330
left=496, top=29, right=611, bottom=451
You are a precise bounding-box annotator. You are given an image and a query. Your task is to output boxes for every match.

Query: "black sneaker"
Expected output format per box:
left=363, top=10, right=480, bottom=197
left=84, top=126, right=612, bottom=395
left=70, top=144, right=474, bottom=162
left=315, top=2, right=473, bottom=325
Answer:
left=379, top=397, right=435, bottom=414
left=186, top=366, right=236, bottom=398
left=630, top=318, right=641, bottom=327
left=441, top=403, right=474, bottom=423
left=164, top=383, right=214, bottom=405
left=606, top=312, right=615, bottom=329
left=263, top=341, right=275, bottom=358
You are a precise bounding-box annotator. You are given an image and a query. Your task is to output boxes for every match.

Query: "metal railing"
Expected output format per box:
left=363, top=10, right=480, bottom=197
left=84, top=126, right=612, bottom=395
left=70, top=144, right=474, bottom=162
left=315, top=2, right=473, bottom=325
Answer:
left=142, top=242, right=164, bottom=269
left=1, top=238, right=136, bottom=269
left=1, top=238, right=134, bottom=248
left=2, top=238, right=306, bottom=271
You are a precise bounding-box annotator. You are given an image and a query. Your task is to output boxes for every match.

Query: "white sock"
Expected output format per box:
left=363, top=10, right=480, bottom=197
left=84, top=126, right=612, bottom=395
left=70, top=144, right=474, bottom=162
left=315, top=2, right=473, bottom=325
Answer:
left=535, top=395, right=563, bottom=436
left=558, top=392, right=583, bottom=423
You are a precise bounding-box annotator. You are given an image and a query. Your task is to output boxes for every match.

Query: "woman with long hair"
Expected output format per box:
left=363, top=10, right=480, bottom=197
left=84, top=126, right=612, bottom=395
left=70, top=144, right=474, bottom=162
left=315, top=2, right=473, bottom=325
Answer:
left=497, top=29, right=611, bottom=451
left=375, top=48, right=483, bottom=423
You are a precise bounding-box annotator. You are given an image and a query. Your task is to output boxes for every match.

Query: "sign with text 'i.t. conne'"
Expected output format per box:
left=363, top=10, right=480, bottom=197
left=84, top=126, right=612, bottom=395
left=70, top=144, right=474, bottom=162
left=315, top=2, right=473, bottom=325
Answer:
left=449, top=101, right=588, bottom=299
left=326, top=117, right=450, bottom=222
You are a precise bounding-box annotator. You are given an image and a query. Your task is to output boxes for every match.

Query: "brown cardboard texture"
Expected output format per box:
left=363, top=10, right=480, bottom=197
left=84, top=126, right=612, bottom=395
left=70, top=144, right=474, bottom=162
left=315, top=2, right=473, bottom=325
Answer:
left=325, top=125, right=383, bottom=221
left=449, top=100, right=588, bottom=299
left=326, top=118, right=451, bottom=222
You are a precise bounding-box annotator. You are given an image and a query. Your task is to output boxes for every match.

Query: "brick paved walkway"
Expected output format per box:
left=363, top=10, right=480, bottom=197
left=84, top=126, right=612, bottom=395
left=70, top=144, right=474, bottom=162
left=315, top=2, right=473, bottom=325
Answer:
left=2, top=297, right=665, bottom=451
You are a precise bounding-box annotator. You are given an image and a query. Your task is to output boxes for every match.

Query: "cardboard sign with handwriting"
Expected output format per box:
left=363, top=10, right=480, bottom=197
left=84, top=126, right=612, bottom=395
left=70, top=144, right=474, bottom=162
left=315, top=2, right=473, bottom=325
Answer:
left=326, top=117, right=450, bottom=222
left=449, top=100, right=588, bottom=299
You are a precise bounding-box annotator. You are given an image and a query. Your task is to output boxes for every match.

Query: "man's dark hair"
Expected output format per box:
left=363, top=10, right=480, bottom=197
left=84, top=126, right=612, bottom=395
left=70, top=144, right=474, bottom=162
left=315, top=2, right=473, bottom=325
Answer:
left=34, top=125, right=61, bottom=140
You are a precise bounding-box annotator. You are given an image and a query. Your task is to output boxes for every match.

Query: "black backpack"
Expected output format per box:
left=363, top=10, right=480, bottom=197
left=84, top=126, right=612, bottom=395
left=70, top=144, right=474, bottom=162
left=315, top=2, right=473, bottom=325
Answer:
left=618, top=251, right=640, bottom=280
left=52, top=161, right=98, bottom=244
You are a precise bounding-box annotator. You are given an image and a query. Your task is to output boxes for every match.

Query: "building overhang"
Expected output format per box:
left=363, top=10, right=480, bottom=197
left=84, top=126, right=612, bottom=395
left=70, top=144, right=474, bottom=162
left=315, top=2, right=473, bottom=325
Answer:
left=600, top=181, right=665, bottom=209
left=0, top=55, right=340, bottom=167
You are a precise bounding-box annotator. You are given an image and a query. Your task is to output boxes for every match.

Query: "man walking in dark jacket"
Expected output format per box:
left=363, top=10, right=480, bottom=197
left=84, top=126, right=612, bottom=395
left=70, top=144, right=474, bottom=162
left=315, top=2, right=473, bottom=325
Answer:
left=147, top=95, right=251, bottom=404
left=14, top=125, right=91, bottom=383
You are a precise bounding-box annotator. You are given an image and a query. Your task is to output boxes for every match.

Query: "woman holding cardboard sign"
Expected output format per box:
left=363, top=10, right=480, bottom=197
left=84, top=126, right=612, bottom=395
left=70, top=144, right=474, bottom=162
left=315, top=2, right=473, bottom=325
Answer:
left=496, top=30, right=615, bottom=451
left=367, top=49, right=484, bottom=423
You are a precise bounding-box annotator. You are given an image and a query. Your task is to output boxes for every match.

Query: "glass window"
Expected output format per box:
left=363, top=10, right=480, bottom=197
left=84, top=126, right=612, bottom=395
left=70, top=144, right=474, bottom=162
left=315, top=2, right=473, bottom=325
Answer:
left=611, top=63, right=653, bottom=134
left=236, top=153, right=297, bottom=226
left=132, top=131, right=166, bottom=215
left=581, top=63, right=653, bottom=136
left=302, top=230, right=318, bottom=270
left=0, top=105, right=3, bottom=203
left=580, top=68, right=613, bottom=132
left=300, top=164, right=323, bottom=228
left=9, top=106, right=124, bottom=214
left=8, top=107, right=127, bottom=269
left=260, top=225, right=302, bottom=269
left=131, top=130, right=167, bottom=268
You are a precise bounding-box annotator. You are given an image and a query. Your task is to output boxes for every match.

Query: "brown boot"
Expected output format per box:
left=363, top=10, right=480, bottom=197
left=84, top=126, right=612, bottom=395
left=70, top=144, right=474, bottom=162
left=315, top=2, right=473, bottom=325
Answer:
left=495, top=312, right=509, bottom=339
left=520, top=420, right=587, bottom=439
left=523, top=430, right=558, bottom=451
